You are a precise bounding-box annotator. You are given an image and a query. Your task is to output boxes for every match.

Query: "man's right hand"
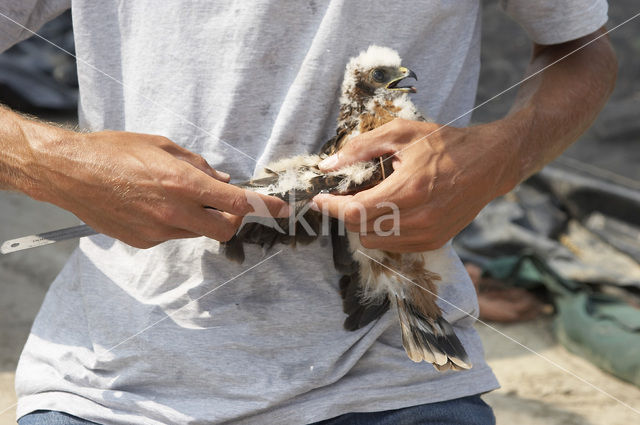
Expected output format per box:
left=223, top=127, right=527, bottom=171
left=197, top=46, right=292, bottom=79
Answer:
left=1, top=110, right=289, bottom=248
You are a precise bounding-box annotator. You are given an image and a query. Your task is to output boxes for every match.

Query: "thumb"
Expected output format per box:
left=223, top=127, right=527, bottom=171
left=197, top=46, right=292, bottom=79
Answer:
left=318, top=127, right=395, bottom=171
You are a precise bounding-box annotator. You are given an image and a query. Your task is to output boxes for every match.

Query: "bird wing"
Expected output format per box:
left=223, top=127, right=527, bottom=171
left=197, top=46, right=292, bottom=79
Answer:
left=221, top=141, right=392, bottom=264
left=320, top=123, right=352, bottom=156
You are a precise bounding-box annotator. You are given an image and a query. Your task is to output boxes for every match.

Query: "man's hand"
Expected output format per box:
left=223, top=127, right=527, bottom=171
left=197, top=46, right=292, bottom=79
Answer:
left=1, top=111, right=289, bottom=249
left=313, top=27, right=616, bottom=253
left=312, top=118, right=516, bottom=252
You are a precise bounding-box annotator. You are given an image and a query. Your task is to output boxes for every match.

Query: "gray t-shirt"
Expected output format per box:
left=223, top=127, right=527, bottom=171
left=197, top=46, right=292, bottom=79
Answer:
left=1, top=1, right=607, bottom=424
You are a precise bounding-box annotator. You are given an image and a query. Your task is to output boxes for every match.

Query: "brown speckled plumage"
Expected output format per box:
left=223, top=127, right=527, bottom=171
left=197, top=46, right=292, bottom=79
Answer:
left=223, top=46, right=471, bottom=371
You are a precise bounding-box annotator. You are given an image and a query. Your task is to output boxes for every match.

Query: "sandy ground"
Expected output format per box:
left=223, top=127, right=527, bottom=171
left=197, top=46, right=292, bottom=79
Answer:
left=479, top=320, right=640, bottom=425
left=1, top=1, right=640, bottom=424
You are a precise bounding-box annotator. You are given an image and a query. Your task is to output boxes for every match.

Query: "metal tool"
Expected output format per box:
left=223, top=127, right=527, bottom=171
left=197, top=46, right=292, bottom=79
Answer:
left=1, top=224, right=98, bottom=254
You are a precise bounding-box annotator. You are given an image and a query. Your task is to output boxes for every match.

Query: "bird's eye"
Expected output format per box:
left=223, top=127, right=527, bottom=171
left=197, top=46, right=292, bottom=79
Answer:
left=371, top=68, right=385, bottom=82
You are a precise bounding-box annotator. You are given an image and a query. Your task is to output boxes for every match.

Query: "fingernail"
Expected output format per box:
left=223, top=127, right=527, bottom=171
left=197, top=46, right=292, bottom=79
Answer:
left=217, top=171, right=230, bottom=180
left=318, top=154, right=338, bottom=170
left=309, top=201, right=320, bottom=212
left=277, top=204, right=292, bottom=217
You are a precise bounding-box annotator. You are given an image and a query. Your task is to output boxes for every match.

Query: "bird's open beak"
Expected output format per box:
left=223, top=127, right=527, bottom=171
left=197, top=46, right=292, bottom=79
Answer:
left=386, top=66, right=417, bottom=93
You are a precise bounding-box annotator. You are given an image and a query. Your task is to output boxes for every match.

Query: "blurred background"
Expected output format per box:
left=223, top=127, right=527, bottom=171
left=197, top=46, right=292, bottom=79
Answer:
left=1, top=1, right=639, bottom=424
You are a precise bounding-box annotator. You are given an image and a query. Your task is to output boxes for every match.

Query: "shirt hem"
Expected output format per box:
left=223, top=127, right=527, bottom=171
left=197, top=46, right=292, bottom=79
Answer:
left=17, top=366, right=500, bottom=425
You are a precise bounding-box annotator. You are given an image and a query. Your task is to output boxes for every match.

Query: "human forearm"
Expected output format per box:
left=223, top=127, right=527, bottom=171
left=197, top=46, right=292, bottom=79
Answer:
left=494, top=27, right=617, bottom=191
left=0, top=105, right=288, bottom=247
left=0, top=106, right=62, bottom=194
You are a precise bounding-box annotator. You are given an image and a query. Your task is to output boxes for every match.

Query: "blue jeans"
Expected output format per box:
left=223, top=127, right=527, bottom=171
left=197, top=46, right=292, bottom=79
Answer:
left=311, top=395, right=495, bottom=425
left=19, top=395, right=495, bottom=424
left=18, top=411, right=100, bottom=425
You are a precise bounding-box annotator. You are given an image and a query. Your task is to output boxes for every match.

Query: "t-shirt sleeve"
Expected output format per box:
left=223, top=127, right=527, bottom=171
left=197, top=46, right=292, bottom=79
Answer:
left=500, top=0, right=608, bottom=45
left=0, top=0, right=71, bottom=53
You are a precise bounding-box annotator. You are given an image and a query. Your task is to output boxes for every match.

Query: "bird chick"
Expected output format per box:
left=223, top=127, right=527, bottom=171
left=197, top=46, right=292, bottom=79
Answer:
left=224, top=45, right=471, bottom=371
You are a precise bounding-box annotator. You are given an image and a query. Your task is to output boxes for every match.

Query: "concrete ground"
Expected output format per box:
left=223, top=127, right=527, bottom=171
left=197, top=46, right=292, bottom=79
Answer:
left=0, top=191, right=79, bottom=423
left=1, top=1, right=640, bottom=424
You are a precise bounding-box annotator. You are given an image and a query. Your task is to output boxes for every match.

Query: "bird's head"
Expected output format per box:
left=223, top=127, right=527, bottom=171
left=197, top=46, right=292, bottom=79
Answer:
left=340, top=45, right=417, bottom=107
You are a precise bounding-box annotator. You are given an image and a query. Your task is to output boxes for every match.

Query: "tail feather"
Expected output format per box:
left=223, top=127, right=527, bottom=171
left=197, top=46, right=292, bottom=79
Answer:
left=340, top=273, right=390, bottom=331
left=396, top=296, right=472, bottom=371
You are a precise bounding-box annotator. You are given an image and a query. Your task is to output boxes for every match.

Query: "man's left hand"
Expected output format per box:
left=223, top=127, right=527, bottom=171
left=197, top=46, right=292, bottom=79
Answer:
left=312, top=118, right=517, bottom=253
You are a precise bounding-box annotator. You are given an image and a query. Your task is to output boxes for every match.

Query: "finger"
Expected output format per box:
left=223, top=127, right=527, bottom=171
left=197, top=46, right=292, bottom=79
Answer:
left=358, top=206, right=421, bottom=233
left=145, top=225, right=201, bottom=242
left=369, top=191, right=486, bottom=237
left=182, top=157, right=230, bottom=182
left=311, top=193, right=355, bottom=220
left=190, top=172, right=290, bottom=218
left=207, top=168, right=231, bottom=182
left=318, top=125, right=397, bottom=171
left=176, top=152, right=230, bottom=182
left=358, top=211, right=471, bottom=252
left=311, top=178, right=405, bottom=227
left=219, top=211, right=244, bottom=229
left=156, top=136, right=230, bottom=182
left=84, top=216, right=200, bottom=248
left=312, top=172, right=420, bottom=227
left=359, top=233, right=443, bottom=253
left=154, top=201, right=242, bottom=242
left=178, top=205, right=242, bottom=242
left=112, top=215, right=202, bottom=244
left=358, top=201, right=441, bottom=233
left=357, top=165, right=425, bottom=207
left=351, top=164, right=439, bottom=226
left=83, top=219, right=159, bottom=249
left=358, top=231, right=425, bottom=248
